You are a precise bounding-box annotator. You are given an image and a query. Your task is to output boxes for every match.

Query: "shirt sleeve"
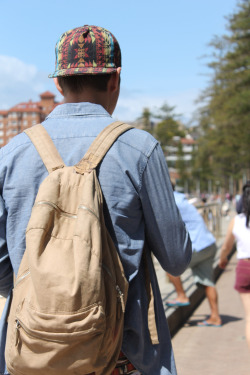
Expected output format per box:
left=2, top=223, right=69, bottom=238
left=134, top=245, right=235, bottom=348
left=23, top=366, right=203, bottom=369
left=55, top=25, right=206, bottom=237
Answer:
left=0, top=194, right=13, bottom=297
left=139, top=143, right=192, bottom=276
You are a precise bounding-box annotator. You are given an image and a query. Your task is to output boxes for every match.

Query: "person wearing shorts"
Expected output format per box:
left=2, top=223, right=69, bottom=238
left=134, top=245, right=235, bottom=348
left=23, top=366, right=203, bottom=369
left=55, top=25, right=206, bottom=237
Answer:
left=166, top=186, right=222, bottom=327
left=220, top=181, right=250, bottom=351
left=189, top=243, right=217, bottom=288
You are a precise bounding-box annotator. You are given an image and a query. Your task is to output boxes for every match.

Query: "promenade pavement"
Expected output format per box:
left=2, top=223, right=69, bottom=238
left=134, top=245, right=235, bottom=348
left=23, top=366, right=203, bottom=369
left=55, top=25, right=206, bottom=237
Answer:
left=1, top=209, right=249, bottom=375
left=172, top=251, right=250, bottom=375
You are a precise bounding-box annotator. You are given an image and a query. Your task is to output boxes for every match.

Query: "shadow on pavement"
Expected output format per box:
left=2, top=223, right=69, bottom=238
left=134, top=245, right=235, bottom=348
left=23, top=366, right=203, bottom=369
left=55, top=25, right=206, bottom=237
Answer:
left=184, top=314, right=242, bottom=328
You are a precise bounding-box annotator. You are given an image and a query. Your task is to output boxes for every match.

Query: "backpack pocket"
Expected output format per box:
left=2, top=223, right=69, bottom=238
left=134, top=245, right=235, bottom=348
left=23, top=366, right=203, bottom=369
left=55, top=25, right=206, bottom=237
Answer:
left=6, top=299, right=106, bottom=375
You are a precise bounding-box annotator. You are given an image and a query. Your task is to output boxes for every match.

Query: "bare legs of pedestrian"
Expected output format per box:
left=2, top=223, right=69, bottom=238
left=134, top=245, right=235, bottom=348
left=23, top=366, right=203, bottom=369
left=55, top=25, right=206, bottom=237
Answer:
left=203, top=285, right=221, bottom=326
left=166, top=274, right=222, bottom=326
left=166, top=274, right=190, bottom=304
left=240, top=293, right=250, bottom=351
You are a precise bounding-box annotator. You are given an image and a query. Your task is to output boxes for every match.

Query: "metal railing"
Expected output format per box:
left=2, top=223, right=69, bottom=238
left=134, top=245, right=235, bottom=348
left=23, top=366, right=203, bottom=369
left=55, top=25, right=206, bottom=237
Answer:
left=195, top=202, right=222, bottom=239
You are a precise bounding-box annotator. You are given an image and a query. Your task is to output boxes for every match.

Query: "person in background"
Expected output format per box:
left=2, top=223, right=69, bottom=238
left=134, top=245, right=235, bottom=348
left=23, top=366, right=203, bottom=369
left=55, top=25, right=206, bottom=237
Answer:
left=236, top=180, right=250, bottom=214
left=166, top=181, right=221, bottom=327
left=219, top=181, right=250, bottom=350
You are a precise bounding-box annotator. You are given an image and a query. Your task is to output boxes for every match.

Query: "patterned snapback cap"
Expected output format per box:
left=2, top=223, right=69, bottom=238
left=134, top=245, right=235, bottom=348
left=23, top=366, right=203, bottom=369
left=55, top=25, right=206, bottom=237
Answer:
left=49, top=25, right=121, bottom=78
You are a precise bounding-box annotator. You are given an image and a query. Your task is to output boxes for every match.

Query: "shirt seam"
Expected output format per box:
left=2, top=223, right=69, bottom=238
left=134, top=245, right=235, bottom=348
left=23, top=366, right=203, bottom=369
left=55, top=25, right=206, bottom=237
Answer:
left=137, top=142, right=159, bottom=193
left=117, top=138, right=158, bottom=158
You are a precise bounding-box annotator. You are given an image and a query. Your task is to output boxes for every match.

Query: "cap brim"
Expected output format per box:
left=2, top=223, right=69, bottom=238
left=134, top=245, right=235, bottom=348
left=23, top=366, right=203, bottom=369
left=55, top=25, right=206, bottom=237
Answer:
left=48, top=67, right=118, bottom=78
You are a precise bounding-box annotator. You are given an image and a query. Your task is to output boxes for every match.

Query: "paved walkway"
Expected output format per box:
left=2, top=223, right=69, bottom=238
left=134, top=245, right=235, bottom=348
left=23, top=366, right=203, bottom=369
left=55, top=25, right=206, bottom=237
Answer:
left=155, top=211, right=250, bottom=374
left=172, top=251, right=250, bottom=375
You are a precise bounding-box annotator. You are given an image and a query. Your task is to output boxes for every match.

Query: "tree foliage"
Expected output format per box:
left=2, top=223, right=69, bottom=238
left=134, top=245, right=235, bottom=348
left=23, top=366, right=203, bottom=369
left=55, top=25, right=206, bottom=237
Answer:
left=194, top=0, right=250, bottom=190
left=137, top=107, right=152, bottom=131
left=153, top=103, right=185, bottom=148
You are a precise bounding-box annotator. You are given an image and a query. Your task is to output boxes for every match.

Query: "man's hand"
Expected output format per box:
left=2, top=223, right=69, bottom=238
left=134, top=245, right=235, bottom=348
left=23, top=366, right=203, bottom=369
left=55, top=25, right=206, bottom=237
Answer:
left=219, top=255, right=228, bottom=269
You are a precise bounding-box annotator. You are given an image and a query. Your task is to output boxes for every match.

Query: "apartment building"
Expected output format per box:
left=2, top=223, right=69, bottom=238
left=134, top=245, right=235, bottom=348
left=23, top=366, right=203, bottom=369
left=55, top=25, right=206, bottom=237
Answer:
left=0, top=91, right=59, bottom=147
left=165, top=135, right=197, bottom=168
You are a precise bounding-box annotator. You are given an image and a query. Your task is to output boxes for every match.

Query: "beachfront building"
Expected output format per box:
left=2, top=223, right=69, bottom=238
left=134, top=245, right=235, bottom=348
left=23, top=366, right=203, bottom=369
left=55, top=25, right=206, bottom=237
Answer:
left=0, top=91, right=59, bottom=147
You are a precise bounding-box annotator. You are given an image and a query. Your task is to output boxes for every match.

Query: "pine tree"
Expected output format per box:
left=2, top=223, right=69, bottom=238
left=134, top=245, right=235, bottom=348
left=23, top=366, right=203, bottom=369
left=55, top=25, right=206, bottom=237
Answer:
left=194, top=0, right=250, bottom=191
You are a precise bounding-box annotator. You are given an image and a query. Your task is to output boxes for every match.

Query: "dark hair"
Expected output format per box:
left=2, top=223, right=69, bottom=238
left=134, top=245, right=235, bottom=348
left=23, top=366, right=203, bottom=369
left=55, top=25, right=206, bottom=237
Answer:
left=57, top=74, right=114, bottom=94
left=242, top=180, right=250, bottom=227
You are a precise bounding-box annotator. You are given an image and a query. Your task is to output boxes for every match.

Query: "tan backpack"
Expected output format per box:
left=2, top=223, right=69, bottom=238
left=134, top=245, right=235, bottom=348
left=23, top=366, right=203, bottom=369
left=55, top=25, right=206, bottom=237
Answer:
left=5, top=121, right=132, bottom=375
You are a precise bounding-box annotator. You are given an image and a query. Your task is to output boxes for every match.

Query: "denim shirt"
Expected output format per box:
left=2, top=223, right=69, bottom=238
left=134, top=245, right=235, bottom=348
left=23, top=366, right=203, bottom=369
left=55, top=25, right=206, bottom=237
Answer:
left=0, top=103, right=191, bottom=375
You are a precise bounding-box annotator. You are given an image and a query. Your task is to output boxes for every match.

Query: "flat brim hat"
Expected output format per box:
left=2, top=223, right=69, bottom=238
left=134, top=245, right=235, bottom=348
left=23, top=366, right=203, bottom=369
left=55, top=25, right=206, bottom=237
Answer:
left=49, top=25, right=121, bottom=78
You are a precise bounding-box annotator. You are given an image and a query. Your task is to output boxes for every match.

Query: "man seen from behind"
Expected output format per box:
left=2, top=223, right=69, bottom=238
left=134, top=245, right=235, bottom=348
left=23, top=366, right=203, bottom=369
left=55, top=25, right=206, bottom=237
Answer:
left=0, top=25, right=192, bottom=375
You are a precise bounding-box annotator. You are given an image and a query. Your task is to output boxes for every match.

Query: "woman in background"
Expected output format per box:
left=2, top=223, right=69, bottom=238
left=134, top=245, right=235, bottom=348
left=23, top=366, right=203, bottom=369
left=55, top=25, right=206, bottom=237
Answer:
left=219, top=181, right=250, bottom=350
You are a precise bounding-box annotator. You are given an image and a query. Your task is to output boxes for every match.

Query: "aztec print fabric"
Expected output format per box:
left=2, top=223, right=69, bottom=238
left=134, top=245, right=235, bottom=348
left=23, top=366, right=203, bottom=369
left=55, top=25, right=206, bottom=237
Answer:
left=49, top=25, right=121, bottom=77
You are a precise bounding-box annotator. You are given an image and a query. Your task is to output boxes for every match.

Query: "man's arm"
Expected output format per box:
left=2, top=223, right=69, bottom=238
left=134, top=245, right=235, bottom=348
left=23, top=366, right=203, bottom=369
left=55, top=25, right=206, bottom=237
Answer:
left=0, top=194, right=13, bottom=297
left=139, top=144, right=192, bottom=276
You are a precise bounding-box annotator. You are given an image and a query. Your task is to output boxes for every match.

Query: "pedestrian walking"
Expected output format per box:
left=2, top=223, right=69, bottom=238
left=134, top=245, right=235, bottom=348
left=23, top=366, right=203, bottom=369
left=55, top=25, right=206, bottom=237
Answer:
left=166, top=181, right=221, bottom=327
left=219, top=180, right=250, bottom=351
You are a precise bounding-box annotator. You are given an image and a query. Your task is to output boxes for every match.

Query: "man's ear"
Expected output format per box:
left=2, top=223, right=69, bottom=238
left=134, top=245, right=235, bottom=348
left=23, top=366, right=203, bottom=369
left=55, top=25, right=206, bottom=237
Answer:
left=53, top=77, right=64, bottom=96
left=108, top=67, right=121, bottom=93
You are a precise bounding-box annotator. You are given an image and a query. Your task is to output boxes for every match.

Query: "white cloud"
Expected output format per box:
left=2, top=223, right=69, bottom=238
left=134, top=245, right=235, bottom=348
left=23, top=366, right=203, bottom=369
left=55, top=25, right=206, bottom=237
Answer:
left=0, top=56, right=58, bottom=109
left=0, top=56, right=37, bottom=84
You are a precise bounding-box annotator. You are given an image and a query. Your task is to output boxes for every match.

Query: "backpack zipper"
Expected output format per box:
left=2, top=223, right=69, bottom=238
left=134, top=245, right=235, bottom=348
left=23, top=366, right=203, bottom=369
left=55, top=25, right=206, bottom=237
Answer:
left=15, top=319, right=63, bottom=346
left=14, top=316, right=101, bottom=347
left=116, top=285, right=126, bottom=313
left=15, top=270, right=30, bottom=288
left=35, top=201, right=77, bottom=219
left=78, top=205, right=99, bottom=221
left=35, top=201, right=99, bottom=221
left=102, top=264, right=125, bottom=313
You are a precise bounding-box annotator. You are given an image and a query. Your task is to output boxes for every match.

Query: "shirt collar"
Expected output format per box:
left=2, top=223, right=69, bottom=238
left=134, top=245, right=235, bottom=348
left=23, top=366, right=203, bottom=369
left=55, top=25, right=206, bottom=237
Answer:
left=47, top=102, right=112, bottom=119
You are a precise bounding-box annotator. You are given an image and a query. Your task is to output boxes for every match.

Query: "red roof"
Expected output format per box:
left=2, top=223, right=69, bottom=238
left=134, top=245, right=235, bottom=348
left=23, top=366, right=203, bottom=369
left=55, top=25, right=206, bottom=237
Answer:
left=0, top=110, right=8, bottom=116
left=181, top=138, right=196, bottom=145
left=40, top=91, right=55, bottom=99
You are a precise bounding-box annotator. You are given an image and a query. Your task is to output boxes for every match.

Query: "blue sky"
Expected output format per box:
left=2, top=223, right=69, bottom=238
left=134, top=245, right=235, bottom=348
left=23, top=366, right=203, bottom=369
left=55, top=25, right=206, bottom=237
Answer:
left=0, top=0, right=238, bottom=123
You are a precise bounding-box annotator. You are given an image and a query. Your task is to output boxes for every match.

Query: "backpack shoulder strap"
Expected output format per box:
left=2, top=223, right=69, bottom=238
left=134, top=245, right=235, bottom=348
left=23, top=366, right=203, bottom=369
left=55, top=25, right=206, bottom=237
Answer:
left=142, top=248, right=160, bottom=345
left=25, top=124, right=65, bottom=173
left=75, top=121, right=133, bottom=174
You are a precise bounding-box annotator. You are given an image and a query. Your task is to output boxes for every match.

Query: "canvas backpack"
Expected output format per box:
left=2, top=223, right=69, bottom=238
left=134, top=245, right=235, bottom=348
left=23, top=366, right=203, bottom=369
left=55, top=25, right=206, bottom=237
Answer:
left=5, top=121, right=132, bottom=375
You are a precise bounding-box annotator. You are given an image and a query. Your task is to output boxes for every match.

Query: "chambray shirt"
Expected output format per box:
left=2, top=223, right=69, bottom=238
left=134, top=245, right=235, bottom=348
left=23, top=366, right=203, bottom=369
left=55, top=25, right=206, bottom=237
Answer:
left=174, top=191, right=215, bottom=252
left=0, top=103, right=191, bottom=375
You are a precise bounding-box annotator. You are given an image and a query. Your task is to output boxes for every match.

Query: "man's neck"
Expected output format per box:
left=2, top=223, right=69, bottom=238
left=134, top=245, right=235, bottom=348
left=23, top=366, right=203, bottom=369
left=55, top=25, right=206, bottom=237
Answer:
left=63, top=90, right=112, bottom=114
